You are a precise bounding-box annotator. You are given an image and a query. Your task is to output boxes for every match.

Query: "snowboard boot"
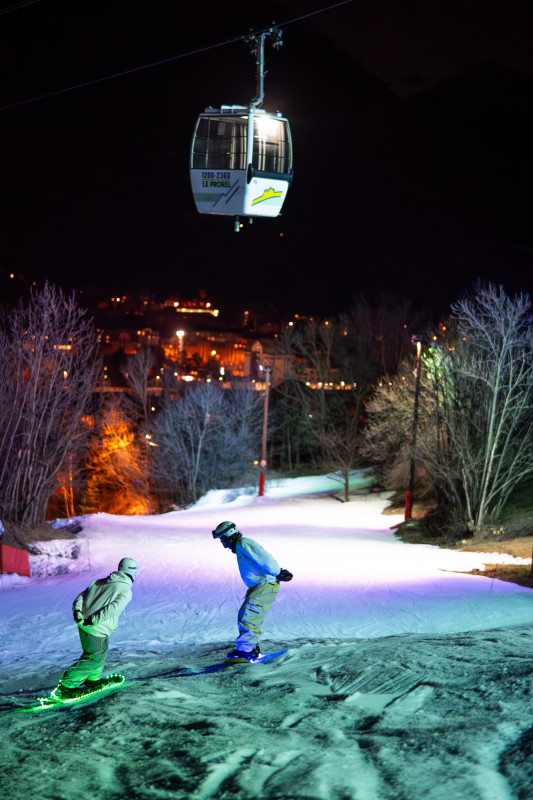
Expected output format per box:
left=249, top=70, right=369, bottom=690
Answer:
left=53, top=682, right=87, bottom=700
left=83, top=678, right=105, bottom=691
left=84, top=675, right=123, bottom=691
left=226, top=648, right=253, bottom=661
left=227, top=646, right=262, bottom=662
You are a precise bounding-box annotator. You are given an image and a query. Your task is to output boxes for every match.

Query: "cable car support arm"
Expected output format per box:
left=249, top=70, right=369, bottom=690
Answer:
left=246, top=26, right=283, bottom=108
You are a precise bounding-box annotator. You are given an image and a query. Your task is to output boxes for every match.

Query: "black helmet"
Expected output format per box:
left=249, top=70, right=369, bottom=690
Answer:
left=212, top=521, right=238, bottom=539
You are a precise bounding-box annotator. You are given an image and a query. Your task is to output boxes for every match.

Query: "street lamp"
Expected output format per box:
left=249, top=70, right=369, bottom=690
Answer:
left=258, top=363, right=271, bottom=497
left=405, top=335, right=427, bottom=521
left=176, top=330, right=185, bottom=380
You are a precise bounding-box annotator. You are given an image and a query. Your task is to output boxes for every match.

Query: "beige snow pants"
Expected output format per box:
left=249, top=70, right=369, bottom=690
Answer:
left=236, top=579, right=280, bottom=652
left=61, top=628, right=109, bottom=687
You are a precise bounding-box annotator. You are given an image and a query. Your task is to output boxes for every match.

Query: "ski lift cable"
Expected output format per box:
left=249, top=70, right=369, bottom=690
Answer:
left=0, top=0, right=352, bottom=112
left=0, top=0, right=43, bottom=16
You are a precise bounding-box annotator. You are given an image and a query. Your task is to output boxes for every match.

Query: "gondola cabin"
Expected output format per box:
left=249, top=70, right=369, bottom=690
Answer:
left=190, top=105, right=292, bottom=221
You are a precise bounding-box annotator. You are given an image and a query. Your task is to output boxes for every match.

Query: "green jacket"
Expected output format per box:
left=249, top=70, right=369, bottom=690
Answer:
left=72, top=570, right=133, bottom=637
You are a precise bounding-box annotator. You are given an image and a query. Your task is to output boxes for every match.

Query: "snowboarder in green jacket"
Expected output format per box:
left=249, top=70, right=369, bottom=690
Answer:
left=212, top=521, right=293, bottom=661
left=55, top=557, right=137, bottom=699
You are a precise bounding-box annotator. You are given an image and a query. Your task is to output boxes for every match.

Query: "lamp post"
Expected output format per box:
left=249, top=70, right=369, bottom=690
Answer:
left=258, top=364, right=271, bottom=497
left=176, top=330, right=185, bottom=382
left=405, top=336, right=425, bottom=521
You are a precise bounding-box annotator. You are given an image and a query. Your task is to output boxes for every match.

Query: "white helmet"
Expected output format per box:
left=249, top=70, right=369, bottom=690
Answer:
left=212, top=521, right=238, bottom=539
left=118, top=557, right=138, bottom=581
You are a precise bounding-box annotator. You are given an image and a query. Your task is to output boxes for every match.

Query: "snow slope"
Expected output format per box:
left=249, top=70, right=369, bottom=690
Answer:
left=1, top=474, right=533, bottom=800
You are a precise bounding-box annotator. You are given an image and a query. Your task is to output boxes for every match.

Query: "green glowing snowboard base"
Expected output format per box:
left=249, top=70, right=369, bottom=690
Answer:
left=18, top=674, right=128, bottom=713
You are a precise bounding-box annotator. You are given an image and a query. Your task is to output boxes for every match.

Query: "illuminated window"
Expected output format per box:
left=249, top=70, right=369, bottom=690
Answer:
left=253, top=117, right=291, bottom=174
left=192, top=114, right=291, bottom=175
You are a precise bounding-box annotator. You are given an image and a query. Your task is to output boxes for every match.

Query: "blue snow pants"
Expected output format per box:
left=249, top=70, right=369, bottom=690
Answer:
left=61, top=628, right=109, bottom=687
left=236, top=579, right=280, bottom=652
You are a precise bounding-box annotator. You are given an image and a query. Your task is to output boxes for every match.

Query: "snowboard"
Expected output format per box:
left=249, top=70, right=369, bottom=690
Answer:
left=17, top=674, right=128, bottom=713
left=224, top=649, right=288, bottom=667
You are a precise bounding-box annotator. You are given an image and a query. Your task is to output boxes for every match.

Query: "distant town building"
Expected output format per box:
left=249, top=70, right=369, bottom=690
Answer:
left=86, top=290, right=287, bottom=389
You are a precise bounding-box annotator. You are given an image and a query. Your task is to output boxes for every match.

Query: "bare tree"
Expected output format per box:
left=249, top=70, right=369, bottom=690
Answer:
left=340, top=294, right=419, bottom=379
left=276, top=318, right=349, bottom=467
left=151, top=382, right=262, bottom=508
left=120, top=347, right=157, bottom=433
left=269, top=390, right=314, bottom=471
left=275, top=300, right=415, bottom=491
left=424, top=285, right=533, bottom=528
left=0, top=284, right=101, bottom=526
left=364, top=284, right=533, bottom=530
left=317, top=411, right=362, bottom=501
left=361, top=362, right=424, bottom=485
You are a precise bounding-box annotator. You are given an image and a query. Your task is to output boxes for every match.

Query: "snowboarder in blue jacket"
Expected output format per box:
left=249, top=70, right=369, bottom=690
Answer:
left=212, top=521, right=293, bottom=661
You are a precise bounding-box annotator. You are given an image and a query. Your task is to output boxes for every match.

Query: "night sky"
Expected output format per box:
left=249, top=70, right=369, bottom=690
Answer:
left=2, top=0, right=533, bottom=317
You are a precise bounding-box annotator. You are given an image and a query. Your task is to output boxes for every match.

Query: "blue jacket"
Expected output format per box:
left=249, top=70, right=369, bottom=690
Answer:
left=236, top=537, right=280, bottom=588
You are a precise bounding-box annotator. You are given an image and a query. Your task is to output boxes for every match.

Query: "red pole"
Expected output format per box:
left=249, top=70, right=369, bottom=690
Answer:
left=258, top=470, right=266, bottom=497
left=405, top=490, right=413, bottom=521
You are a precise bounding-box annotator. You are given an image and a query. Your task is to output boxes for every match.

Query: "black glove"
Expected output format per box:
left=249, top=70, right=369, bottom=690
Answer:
left=277, top=568, right=293, bottom=582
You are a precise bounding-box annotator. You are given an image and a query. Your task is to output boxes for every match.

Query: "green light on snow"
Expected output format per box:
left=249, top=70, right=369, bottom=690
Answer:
left=38, top=674, right=126, bottom=708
